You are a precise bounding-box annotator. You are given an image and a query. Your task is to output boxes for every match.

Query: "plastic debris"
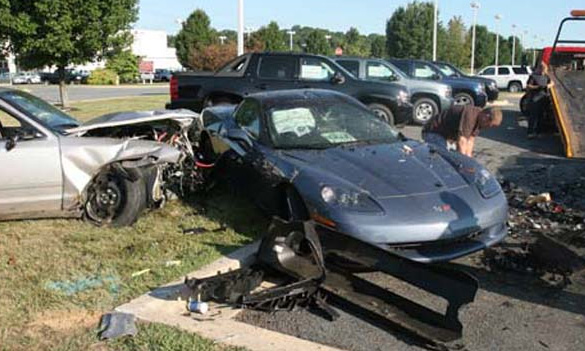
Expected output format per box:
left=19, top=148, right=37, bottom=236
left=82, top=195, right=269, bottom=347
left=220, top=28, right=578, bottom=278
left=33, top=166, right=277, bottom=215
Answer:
left=165, top=260, right=182, bottom=267
left=131, top=269, right=151, bottom=278
left=98, top=312, right=138, bottom=340
left=525, top=192, right=552, bottom=207
left=45, top=273, right=120, bottom=296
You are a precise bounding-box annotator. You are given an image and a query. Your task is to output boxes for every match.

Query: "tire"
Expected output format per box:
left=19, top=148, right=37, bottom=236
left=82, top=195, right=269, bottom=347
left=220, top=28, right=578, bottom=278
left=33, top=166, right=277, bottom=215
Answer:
left=367, top=103, right=395, bottom=125
left=453, top=92, right=475, bottom=106
left=412, top=98, right=439, bottom=125
left=84, top=167, right=147, bottom=227
left=520, top=94, right=529, bottom=116
left=509, top=82, right=523, bottom=93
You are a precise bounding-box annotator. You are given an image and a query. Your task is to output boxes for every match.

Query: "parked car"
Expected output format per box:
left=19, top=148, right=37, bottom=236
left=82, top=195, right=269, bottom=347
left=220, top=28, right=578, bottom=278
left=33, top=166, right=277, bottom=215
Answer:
left=334, top=56, right=453, bottom=125
left=198, top=89, right=508, bottom=263
left=0, top=88, right=204, bottom=226
left=40, top=69, right=85, bottom=84
left=154, top=69, right=173, bottom=82
left=12, top=72, right=42, bottom=84
left=432, top=61, right=499, bottom=102
left=0, top=72, right=10, bottom=84
left=167, top=52, right=413, bottom=126
left=476, top=65, right=531, bottom=92
left=390, top=59, right=488, bottom=107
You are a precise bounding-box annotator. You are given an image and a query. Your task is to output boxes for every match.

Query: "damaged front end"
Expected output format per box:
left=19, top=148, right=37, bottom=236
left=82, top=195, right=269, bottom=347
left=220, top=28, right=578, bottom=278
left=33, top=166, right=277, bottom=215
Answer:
left=186, top=218, right=479, bottom=348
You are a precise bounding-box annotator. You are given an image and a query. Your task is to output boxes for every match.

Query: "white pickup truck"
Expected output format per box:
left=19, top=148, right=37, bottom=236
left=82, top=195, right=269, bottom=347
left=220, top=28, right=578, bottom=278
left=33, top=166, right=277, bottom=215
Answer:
left=476, top=65, right=532, bottom=92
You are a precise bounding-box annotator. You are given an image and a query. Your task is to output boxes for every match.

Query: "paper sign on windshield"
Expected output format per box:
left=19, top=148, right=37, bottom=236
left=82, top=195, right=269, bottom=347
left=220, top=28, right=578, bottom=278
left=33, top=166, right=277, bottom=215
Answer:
left=367, top=66, right=390, bottom=78
left=322, top=132, right=357, bottom=144
left=272, top=108, right=316, bottom=137
left=301, top=65, right=328, bottom=80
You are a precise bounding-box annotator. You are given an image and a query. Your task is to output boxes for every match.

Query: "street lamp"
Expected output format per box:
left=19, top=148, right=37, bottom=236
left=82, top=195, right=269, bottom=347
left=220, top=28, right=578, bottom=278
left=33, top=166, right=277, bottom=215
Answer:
left=219, top=36, right=227, bottom=45
left=511, top=24, right=517, bottom=65
left=470, top=2, right=480, bottom=74
left=287, top=30, right=296, bottom=51
left=494, top=14, right=502, bottom=67
left=237, top=0, right=244, bottom=55
left=433, top=0, right=439, bottom=61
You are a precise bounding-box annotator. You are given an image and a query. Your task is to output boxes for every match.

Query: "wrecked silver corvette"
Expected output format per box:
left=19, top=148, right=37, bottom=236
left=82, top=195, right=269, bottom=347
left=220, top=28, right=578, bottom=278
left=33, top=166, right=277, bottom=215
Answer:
left=0, top=88, right=204, bottom=226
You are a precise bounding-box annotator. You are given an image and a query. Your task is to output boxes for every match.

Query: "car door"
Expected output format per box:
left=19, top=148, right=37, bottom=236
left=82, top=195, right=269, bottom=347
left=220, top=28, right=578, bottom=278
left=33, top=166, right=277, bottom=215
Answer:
left=412, top=61, right=441, bottom=81
left=253, top=55, right=299, bottom=92
left=0, top=105, right=63, bottom=218
left=496, top=67, right=511, bottom=88
left=366, top=61, right=400, bottom=82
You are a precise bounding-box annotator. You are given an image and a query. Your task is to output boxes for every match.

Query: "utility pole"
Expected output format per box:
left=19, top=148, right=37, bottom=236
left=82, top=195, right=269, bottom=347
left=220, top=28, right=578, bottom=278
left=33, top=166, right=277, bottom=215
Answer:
left=470, top=2, right=480, bottom=74
left=237, top=0, right=244, bottom=55
left=533, top=35, right=538, bottom=67
left=433, top=0, right=438, bottom=61
left=219, top=36, right=227, bottom=45
left=511, top=24, right=517, bottom=65
left=287, top=30, right=296, bottom=51
left=495, top=14, right=502, bottom=67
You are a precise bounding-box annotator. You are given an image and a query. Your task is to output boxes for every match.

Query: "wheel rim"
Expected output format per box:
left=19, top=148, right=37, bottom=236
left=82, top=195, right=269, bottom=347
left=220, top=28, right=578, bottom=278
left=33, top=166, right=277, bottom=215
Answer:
left=454, top=95, right=472, bottom=106
left=415, top=102, right=435, bottom=122
left=511, top=85, right=519, bottom=92
left=372, top=108, right=389, bottom=123
left=86, top=174, right=123, bottom=224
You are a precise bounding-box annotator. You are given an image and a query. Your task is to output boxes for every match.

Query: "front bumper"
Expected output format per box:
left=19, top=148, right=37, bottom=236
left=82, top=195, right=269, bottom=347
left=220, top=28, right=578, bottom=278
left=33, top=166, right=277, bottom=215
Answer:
left=393, top=101, right=414, bottom=125
left=486, top=87, right=499, bottom=101
left=475, top=93, right=488, bottom=107
left=439, top=96, right=454, bottom=112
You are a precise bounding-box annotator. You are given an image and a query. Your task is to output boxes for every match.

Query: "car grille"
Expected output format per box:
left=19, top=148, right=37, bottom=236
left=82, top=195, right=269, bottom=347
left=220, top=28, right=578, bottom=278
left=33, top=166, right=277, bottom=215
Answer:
left=386, top=230, right=483, bottom=251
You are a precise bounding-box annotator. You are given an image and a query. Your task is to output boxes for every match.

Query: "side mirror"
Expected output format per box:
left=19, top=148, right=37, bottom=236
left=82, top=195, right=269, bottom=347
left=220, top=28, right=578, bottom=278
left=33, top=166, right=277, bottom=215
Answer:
left=226, top=128, right=253, bottom=149
left=331, top=72, right=346, bottom=84
left=432, top=74, right=442, bottom=80
left=5, top=135, right=18, bottom=152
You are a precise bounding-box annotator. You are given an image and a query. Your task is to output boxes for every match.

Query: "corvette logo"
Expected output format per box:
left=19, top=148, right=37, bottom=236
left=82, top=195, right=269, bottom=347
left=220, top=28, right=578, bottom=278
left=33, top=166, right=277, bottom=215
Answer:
left=433, top=204, right=452, bottom=213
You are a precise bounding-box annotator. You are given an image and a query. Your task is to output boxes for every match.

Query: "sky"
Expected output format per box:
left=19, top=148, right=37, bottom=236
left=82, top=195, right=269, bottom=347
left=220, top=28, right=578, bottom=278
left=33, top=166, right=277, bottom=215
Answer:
left=136, top=0, right=584, bottom=47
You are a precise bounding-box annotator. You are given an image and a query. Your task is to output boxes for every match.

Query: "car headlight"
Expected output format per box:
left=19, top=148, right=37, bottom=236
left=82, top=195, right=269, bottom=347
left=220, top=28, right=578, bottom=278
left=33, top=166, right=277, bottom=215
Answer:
left=474, top=169, right=501, bottom=199
left=489, top=81, right=497, bottom=89
left=321, top=186, right=384, bottom=213
left=475, top=84, right=486, bottom=94
left=397, top=90, right=409, bottom=104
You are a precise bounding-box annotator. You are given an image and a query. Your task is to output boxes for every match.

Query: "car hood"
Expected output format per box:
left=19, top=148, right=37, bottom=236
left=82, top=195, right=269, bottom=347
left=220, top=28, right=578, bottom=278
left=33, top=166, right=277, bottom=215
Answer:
left=66, top=109, right=200, bottom=135
left=280, top=141, right=469, bottom=198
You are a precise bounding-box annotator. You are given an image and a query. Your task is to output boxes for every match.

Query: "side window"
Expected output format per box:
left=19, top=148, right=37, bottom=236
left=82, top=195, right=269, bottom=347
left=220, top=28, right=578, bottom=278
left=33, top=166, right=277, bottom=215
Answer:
left=258, top=56, right=296, bottom=80
left=337, top=60, right=360, bottom=77
left=0, top=109, right=23, bottom=140
left=413, top=62, right=436, bottom=79
left=234, top=100, right=261, bottom=139
left=481, top=67, right=495, bottom=76
left=300, top=57, right=336, bottom=81
left=393, top=61, right=410, bottom=75
left=513, top=67, right=528, bottom=75
left=366, top=62, right=397, bottom=81
left=498, top=67, right=510, bottom=75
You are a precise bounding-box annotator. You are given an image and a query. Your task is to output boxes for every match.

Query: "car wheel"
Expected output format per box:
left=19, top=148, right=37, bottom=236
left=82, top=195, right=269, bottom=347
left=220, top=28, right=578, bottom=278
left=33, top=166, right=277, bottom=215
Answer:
left=27, top=79, right=32, bottom=84
left=84, top=167, right=146, bottom=227
left=453, top=93, right=475, bottom=106
left=509, top=82, right=522, bottom=93
left=367, top=103, right=395, bottom=125
left=412, top=98, right=439, bottom=125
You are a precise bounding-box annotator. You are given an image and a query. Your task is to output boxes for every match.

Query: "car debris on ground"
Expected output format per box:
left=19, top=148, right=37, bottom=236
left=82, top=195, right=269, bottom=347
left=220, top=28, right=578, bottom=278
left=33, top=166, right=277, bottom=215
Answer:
left=98, top=312, right=138, bottom=340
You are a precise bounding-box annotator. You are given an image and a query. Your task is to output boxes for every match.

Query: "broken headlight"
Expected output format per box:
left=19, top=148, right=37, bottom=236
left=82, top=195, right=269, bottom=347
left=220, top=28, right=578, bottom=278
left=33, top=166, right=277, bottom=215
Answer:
left=321, top=186, right=384, bottom=213
left=397, top=90, right=410, bottom=104
left=475, top=169, right=501, bottom=199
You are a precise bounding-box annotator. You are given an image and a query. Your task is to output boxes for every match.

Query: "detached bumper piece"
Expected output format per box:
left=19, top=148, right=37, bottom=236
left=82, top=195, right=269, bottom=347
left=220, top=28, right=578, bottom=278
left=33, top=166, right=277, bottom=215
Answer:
left=185, top=219, right=479, bottom=348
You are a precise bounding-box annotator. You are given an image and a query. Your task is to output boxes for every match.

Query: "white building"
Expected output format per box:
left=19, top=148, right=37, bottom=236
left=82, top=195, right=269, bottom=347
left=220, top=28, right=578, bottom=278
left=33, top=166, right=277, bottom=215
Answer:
left=131, top=29, right=182, bottom=71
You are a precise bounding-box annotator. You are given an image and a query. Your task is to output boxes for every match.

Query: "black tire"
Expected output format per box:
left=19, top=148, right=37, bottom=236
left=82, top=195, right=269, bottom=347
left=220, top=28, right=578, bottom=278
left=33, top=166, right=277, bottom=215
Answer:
left=412, top=98, right=439, bottom=125
left=453, top=92, right=475, bottom=106
left=509, top=81, right=523, bottom=93
left=520, top=94, right=529, bottom=116
left=367, top=103, right=395, bottom=125
left=84, top=167, right=147, bottom=227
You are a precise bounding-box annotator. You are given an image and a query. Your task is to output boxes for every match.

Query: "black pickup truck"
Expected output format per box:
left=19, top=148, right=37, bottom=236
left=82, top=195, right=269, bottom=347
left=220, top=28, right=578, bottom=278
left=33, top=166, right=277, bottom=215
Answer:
left=167, top=52, right=413, bottom=125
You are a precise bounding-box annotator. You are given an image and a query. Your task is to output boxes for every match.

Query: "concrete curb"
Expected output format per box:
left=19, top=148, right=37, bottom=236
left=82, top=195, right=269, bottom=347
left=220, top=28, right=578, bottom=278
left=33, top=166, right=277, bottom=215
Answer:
left=116, top=242, right=341, bottom=351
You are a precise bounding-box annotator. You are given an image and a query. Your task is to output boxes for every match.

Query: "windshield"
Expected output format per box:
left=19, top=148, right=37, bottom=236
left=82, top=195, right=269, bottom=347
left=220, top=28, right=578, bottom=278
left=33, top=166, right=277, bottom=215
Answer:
left=1, top=90, right=80, bottom=132
left=266, top=96, right=399, bottom=149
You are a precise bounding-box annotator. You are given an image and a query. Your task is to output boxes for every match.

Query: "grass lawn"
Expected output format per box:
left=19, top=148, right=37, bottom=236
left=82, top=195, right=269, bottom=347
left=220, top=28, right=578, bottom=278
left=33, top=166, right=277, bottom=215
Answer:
left=0, top=95, right=262, bottom=351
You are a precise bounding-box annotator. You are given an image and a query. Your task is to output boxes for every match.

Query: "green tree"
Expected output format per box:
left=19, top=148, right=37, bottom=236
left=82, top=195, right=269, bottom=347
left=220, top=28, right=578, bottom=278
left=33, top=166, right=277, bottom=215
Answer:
left=468, top=25, right=496, bottom=70
left=386, top=1, right=437, bottom=59
left=1, top=0, right=138, bottom=107
left=252, top=21, right=287, bottom=52
left=106, top=50, right=139, bottom=83
left=305, top=29, right=330, bottom=55
left=175, top=9, right=216, bottom=68
left=344, top=27, right=370, bottom=57
left=369, top=35, right=387, bottom=58
left=440, top=16, right=468, bottom=68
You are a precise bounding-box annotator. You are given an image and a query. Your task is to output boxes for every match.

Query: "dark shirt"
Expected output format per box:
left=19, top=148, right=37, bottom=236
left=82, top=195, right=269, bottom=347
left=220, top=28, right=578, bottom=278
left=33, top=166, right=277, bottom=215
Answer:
left=423, top=105, right=482, bottom=141
left=527, top=73, right=550, bottom=102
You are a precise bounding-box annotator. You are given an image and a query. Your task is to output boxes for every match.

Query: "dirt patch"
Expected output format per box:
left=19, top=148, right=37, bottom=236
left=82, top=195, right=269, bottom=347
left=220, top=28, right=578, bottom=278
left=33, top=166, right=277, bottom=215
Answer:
left=29, top=308, right=102, bottom=333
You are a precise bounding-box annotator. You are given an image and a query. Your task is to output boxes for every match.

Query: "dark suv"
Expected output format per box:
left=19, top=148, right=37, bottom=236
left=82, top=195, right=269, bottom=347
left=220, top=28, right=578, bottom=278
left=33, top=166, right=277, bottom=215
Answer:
left=390, top=59, right=488, bottom=107
left=433, top=61, right=499, bottom=101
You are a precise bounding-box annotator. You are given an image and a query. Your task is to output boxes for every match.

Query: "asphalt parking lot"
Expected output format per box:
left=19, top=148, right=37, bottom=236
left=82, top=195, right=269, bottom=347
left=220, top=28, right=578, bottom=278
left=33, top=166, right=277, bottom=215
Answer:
left=6, top=83, right=169, bottom=103
left=237, top=93, right=585, bottom=351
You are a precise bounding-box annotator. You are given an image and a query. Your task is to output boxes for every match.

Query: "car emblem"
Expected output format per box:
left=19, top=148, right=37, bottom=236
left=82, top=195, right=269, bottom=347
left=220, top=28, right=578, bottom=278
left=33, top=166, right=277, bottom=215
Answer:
left=433, top=204, right=452, bottom=213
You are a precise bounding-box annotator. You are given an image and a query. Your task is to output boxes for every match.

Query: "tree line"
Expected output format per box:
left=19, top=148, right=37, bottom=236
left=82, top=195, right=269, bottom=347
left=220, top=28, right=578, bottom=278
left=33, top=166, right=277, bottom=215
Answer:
left=175, top=2, right=529, bottom=72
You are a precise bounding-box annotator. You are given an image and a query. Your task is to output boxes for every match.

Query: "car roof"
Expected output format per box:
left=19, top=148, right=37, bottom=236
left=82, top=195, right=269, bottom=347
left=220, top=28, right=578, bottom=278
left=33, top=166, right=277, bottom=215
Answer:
left=247, top=89, right=351, bottom=108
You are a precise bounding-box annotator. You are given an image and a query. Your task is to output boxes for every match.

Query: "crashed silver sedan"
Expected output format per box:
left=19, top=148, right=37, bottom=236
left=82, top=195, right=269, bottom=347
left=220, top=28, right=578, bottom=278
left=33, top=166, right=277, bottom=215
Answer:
left=0, top=88, right=202, bottom=226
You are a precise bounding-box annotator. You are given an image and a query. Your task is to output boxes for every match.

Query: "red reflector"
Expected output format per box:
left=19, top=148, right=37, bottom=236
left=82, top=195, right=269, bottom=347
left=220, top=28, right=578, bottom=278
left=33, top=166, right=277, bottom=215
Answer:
left=571, top=10, right=585, bottom=17
left=170, top=75, right=178, bottom=101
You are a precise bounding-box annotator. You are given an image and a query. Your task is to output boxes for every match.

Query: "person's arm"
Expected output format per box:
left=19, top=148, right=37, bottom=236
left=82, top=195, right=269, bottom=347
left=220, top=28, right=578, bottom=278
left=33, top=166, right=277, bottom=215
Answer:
left=467, top=136, right=475, bottom=157
left=526, top=76, right=539, bottom=90
left=457, top=136, right=475, bottom=157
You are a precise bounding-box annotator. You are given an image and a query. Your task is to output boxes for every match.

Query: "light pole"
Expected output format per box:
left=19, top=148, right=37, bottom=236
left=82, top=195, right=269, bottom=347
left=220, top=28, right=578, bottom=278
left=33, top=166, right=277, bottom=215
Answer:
left=494, top=14, right=502, bottom=67
left=433, top=0, right=438, bottom=61
left=237, top=0, right=244, bottom=55
left=511, top=24, right=517, bottom=65
left=522, top=30, right=528, bottom=65
left=533, top=35, right=538, bottom=67
left=470, top=2, right=480, bottom=74
left=219, top=36, right=227, bottom=45
left=287, top=30, right=296, bottom=51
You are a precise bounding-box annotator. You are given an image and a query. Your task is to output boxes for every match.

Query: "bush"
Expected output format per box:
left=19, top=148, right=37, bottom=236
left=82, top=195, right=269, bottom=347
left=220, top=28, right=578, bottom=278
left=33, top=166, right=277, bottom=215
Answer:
left=106, top=50, right=139, bottom=83
left=87, top=69, right=118, bottom=85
